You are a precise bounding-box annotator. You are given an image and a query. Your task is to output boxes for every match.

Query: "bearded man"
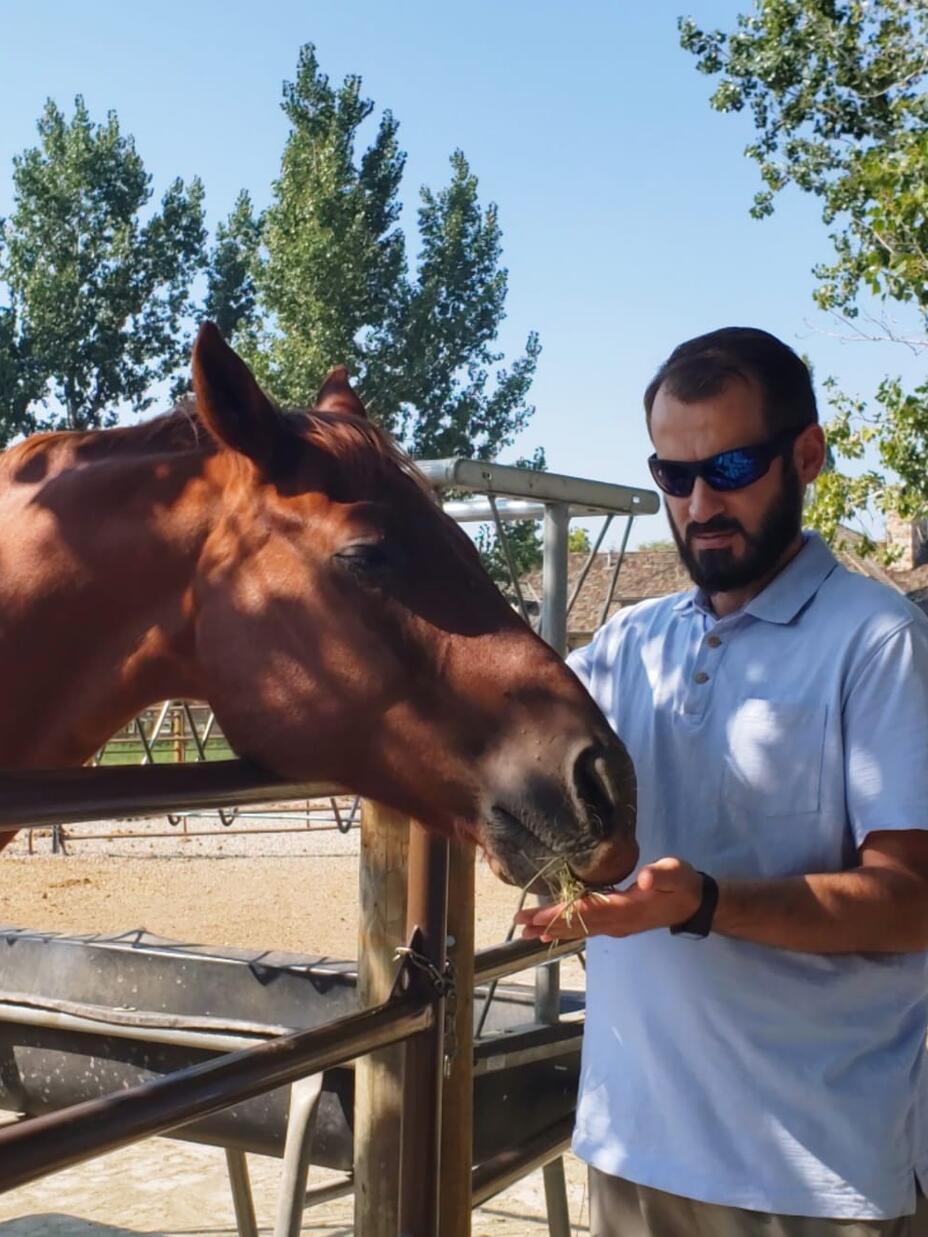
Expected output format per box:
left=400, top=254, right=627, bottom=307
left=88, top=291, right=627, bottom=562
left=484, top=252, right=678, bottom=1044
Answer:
left=518, top=328, right=928, bottom=1236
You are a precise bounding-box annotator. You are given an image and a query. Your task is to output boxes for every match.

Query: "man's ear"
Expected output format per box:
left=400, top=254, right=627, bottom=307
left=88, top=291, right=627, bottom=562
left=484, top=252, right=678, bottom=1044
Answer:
left=796, top=424, right=827, bottom=486
left=192, top=322, right=292, bottom=468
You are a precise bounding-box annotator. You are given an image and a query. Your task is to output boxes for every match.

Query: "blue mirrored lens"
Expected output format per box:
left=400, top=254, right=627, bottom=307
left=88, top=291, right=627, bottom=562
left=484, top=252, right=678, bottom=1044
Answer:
left=704, top=448, right=766, bottom=491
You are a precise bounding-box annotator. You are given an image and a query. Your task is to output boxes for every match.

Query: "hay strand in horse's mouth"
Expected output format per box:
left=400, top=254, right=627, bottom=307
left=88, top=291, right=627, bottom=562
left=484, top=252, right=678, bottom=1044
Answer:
left=521, top=855, right=611, bottom=934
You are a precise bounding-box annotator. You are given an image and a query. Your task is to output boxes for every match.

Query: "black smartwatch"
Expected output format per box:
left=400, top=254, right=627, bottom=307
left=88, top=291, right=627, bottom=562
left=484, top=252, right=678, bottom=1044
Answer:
left=669, top=871, right=719, bottom=939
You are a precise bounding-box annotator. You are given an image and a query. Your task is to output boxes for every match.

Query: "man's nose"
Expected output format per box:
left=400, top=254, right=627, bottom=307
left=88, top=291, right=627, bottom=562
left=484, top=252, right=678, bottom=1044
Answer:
left=688, top=476, right=725, bottom=524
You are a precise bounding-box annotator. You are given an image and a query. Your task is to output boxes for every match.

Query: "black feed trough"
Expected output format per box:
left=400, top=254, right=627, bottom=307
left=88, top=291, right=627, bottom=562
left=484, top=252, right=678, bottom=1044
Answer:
left=0, top=928, right=583, bottom=1170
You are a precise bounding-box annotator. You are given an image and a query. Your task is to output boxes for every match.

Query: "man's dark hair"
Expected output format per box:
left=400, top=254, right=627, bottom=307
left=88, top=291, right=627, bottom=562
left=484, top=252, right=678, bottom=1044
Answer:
left=643, top=327, right=818, bottom=435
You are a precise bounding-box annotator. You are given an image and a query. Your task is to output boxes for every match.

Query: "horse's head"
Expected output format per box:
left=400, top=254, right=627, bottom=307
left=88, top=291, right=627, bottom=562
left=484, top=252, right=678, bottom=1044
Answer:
left=191, top=324, right=637, bottom=890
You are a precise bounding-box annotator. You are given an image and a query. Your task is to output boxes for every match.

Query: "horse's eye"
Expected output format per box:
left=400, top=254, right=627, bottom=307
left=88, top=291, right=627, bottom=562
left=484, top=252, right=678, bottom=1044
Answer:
left=334, top=542, right=391, bottom=574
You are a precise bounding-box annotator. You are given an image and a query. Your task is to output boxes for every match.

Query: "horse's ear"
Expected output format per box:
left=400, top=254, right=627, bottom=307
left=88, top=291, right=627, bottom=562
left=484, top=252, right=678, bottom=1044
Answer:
left=315, top=366, right=368, bottom=419
left=192, top=323, right=289, bottom=467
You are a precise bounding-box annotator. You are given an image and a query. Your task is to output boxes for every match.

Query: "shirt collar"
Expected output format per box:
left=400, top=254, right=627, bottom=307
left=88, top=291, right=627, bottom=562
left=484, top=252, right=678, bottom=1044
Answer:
left=671, top=533, right=838, bottom=625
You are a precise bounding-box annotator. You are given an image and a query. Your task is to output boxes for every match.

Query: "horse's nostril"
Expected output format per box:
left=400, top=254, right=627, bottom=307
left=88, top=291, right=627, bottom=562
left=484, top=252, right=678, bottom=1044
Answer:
left=572, top=745, right=616, bottom=838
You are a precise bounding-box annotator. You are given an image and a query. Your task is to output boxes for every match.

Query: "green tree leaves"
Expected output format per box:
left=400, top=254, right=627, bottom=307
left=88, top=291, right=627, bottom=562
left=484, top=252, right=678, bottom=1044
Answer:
left=204, top=190, right=261, bottom=341
left=240, top=46, right=407, bottom=412
left=680, top=0, right=928, bottom=540
left=680, top=0, right=928, bottom=314
left=0, top=97, right=205, bottom=434
left=214, top=44, right=539, bottom=461
left=1, top=46, right=538, bottom=474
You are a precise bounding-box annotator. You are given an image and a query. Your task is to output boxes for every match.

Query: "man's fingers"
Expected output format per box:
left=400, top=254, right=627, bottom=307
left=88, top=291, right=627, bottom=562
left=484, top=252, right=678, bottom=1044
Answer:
left=513, top=906, right=563, bottom=927
left=513, top=894, right=622, bottom=928
left=636, top=857, right=686, bottom=892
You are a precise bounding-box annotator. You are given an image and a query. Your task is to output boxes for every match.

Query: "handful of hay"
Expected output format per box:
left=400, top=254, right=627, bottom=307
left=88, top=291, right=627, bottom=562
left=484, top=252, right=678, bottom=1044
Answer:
left=525, top=857, right=612, bottom=936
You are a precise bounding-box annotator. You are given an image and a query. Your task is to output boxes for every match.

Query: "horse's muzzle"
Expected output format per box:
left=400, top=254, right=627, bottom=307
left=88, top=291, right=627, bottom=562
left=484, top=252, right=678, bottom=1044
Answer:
left=479, top=735, right=638, bottom=891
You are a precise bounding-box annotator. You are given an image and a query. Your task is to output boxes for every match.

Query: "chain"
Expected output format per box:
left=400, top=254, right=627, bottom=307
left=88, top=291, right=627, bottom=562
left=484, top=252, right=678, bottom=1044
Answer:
left=393, top=946, right=458, bottom=1076
left=393, top=946, right=455, bottom=997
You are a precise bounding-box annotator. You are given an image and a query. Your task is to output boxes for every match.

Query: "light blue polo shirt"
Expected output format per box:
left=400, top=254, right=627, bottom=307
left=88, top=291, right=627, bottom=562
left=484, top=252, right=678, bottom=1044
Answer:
left=568, top=532, right=928, bottom=1219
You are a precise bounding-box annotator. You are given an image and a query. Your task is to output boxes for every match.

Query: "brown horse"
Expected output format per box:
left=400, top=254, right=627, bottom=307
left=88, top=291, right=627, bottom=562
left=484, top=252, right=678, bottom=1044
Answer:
left=0, top=324, right=637, bottom=888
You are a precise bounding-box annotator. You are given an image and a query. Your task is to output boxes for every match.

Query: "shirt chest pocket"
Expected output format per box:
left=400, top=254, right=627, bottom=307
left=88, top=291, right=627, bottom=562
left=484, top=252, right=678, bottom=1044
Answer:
left=722, top=699, right=827, bottom=817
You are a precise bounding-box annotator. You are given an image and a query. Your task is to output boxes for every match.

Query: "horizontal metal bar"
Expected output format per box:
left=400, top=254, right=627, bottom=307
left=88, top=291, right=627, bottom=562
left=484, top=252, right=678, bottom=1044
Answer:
left=58, top=823, right=344, bottom=842
left=473, top=938, right=584, bottom=987
left=0, top=989, right=294, bottom=1039
left=471, top=1113, right=573, bottom=1208
left=304, top=1174, right=354, bottom=1209
left=419, top=457, right=659, bottom=517
left=0, top=761, right=341, bottom=831
left=0, top=987, right=432, bottom=1195
left=443, top=498, right=616, bottom=523
left=473, top=1021, right=582, bottom=1075
left=0, top=1002, right=274, bottom=1054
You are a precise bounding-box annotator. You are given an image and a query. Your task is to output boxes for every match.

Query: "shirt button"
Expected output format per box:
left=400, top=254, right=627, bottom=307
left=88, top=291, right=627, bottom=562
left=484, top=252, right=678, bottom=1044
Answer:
left=693, top=671, right=710, bottom=684
left=707, top=635, right=722, bottom=648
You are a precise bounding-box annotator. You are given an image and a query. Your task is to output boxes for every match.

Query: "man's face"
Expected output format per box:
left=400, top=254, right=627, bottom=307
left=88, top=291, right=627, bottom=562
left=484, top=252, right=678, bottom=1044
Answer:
left=649, top=376, right=806, bottom=595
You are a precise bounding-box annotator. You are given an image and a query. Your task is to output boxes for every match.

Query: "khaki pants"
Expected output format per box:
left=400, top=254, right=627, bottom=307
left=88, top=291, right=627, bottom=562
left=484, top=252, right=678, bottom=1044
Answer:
left=589, top=1168, right=928, bottom=1237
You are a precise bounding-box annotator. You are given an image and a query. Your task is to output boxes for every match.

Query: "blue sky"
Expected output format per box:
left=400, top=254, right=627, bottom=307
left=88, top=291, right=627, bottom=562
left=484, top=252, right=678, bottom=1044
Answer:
left=1, top=1, right=920, bottom=547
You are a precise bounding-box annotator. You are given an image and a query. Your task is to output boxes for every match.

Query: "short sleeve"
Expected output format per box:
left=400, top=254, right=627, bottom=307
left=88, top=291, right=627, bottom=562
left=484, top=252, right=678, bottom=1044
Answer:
left=844, top=616, right=928, bottom=846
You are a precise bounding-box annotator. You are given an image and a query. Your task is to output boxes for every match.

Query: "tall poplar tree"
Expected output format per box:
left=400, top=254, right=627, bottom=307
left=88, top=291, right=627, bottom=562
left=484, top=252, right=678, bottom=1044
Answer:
left=0, top=97, right=206, bottom=438
left=680, top=1, right=928, bottom=547
left=207, top=44, right=539, bottom=461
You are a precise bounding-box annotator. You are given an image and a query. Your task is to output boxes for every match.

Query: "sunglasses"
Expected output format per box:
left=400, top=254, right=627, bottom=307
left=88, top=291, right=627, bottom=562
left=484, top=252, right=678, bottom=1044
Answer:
left=647, top=429, right=800, bottom=498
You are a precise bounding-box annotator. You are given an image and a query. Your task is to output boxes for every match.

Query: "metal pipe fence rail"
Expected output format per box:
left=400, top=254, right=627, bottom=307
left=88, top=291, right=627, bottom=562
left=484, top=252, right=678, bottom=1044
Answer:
left=0, top=761, right=583, bottom=1235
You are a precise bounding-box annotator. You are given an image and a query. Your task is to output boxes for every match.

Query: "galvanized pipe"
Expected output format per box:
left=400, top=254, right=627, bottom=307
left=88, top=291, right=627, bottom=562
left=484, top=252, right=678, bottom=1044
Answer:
left=566, top=515, right=614, bottom=618
left=0, top=984, right=432, bottom=1195
left=540, top=502, right=570, bottom=653
left=0, top=762, right=339, bottom=832
left=536, top=502, right=570, bottom=1027
left=597, top=515, right=635, bottom=628
left=418, top=457, right=659, bottom=516
left=473, top=938, right=583, bottom=987
left=0, top=1001, right=287, bottom=1054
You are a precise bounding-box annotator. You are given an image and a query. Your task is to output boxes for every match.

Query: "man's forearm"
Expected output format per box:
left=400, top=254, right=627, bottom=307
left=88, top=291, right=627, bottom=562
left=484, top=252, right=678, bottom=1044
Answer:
left=715, top=866, right=928, bottom=954
left=516, top=840, right=928, bottom=954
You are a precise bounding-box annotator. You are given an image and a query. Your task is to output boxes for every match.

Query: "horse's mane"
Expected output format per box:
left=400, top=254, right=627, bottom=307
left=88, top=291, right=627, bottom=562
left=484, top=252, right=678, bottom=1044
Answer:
left=3, top=402, right=207, bottom=472
left=3, top=399, right=431, bottom=498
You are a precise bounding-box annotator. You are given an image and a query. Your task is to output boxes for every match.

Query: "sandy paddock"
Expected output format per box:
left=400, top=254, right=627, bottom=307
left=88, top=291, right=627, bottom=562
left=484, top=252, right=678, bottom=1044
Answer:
left=0, top=810, right=591, bottom=1235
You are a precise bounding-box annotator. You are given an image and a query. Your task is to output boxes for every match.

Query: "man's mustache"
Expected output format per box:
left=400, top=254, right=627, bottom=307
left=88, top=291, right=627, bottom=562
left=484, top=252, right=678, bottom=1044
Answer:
left=685, top=518, right=745, bottom=548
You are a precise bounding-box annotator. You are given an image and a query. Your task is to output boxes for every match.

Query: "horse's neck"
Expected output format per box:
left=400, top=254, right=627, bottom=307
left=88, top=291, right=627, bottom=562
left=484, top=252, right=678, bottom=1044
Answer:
left=0, top=443, right=215, bottom=769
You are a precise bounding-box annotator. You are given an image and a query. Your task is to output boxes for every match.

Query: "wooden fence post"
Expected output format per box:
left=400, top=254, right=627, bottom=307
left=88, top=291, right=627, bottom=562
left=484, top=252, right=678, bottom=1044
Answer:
left=354, top=801, right=409, bottom=1236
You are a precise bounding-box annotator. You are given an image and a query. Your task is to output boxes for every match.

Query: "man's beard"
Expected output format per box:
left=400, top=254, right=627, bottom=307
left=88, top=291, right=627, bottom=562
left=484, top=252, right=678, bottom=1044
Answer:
left=670, top=461, right=804, bottom=594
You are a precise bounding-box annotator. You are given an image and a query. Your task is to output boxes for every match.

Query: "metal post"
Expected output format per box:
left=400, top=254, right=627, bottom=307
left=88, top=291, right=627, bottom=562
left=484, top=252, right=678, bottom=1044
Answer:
left=398, top=824, right=450, bottom=1237
left=536, top=502, right=569, bottom=1026
left=273, top=1074, right=325, bottom=1237
left=540, top=503, right=569, bottom=653
left=225, top=1148, right=259, bottom=1237
left=537, top=501, right=571, bottom=1230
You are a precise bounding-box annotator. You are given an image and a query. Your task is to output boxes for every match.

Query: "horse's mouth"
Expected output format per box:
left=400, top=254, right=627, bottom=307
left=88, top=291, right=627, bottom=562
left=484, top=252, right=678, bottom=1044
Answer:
left=480, top=804, right=638, bottom=893
left=480, top=805, right=593, bottom=892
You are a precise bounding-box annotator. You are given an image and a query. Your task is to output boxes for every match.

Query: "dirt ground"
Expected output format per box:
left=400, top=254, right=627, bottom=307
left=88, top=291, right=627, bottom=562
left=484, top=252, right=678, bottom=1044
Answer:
left=0, top=813, right=590, bottom=1235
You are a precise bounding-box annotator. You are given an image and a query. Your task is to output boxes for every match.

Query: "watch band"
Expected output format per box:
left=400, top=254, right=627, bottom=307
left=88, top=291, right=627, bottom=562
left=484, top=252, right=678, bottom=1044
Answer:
left=669, top=871, right=719, bottom=938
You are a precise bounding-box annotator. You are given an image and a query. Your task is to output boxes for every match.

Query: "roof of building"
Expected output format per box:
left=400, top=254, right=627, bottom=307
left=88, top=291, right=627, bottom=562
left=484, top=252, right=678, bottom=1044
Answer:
left=522, top=543, right=911, bottom=642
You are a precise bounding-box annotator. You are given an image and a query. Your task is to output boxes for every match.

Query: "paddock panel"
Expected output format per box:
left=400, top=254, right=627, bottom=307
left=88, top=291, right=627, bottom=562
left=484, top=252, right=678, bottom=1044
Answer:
left=0, top=928, right=582, bottom=1171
